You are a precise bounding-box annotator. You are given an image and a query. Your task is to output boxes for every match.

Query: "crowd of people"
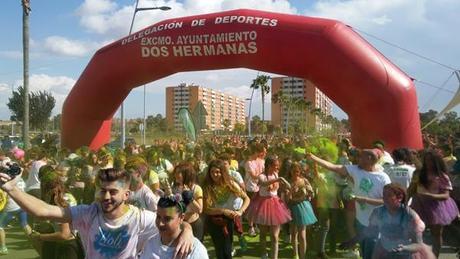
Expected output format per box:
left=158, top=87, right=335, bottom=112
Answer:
left=0, top=134, right=459, bottom=259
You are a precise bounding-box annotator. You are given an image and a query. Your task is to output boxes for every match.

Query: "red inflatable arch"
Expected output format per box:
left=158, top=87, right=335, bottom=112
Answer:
left=62, top=9, right=423, bottom=150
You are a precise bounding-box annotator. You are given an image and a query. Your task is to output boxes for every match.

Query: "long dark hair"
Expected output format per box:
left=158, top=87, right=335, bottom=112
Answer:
left=203, top=159, right=238, bottom=207
left=264, top=155, right=279, bottom=175
left=203, top=159, right=232, bottom=188
left=418, top=149, right=447, bottom=188
left=173, top=161, right=197, bottom=187
left=288, top=162, right=303, bottom=180
left=39, top=166, right=68, bottom=207
left=279, top=157, right=293, bottom=178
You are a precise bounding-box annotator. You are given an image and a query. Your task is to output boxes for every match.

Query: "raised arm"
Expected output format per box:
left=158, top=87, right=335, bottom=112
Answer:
left=306, top=153, right=348, bottom=177
left=0, top=173, right=72, bottom=223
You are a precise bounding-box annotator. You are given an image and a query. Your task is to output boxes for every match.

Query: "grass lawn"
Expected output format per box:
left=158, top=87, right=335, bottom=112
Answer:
left=3, top=222, right=458, bottom=258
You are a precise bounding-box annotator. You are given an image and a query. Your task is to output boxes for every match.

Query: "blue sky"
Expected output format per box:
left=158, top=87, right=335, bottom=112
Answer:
left=1, top=0, right=459, bottom=121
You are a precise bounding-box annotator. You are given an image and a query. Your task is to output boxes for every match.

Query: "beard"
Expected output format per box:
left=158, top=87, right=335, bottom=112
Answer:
left=101, top=199, right=124, bottom=213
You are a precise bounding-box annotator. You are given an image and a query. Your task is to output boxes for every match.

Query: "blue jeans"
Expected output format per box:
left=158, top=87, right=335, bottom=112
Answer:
left=355, top=220, right=377, bottom=259
left=0, top=209, right=28, bottom=228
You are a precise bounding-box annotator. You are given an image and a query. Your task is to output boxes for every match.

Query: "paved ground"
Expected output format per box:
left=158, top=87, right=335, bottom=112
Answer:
left=2, top=224, right=458, bottom=259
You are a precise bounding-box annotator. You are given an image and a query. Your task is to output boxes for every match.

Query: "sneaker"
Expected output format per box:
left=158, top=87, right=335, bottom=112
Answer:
left=239, top=235, right=248, bottom=252
left=248, top=227, right=257, bottom=237
left=0, top=247, right=8, bottom=255
left=231, top=249, right=237, bottom=257
left=261, top=253, right=269, bottom=259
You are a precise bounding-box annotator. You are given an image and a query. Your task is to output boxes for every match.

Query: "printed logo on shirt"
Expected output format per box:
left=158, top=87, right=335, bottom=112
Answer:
left=359, top=178, right=374, bottom=194
left=358, top=178, right=374, bottom=211
left=94, top=225, right=131, bottom=257
left=392, top=168, right=408, bottom=178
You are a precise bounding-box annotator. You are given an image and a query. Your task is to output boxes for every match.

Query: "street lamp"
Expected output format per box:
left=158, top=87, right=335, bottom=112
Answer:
left=246, top=87, right=255, bottom=138
left=120, top=1, right=171, bottom=148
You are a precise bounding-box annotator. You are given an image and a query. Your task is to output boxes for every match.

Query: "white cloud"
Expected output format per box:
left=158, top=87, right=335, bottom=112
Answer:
left=12, top=74, right=76, bottom=115
left=372, top=15, right=391, bottom=25
left=304, top=0, right=415, bottom=28
left=0, top=83, right=9, bottom=92
left=77, top=0, right=118, bottom=15
left=3, top=0, right=455, bottom=120
left=43, top=36, right=102, bottom=57
left=75, top=0, right=296, bottom=37
left=302, top=0, right=460, bottom=114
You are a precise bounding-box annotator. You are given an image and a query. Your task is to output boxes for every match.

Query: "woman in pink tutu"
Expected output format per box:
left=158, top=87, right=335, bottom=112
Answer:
left=246, top=155, right=292, bottom=259
left=410, top=149, right=459, bottom=257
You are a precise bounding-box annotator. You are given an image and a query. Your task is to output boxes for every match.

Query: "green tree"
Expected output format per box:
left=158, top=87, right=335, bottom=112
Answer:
left=234, top=122, right=245, bottom=135
left=251, top=115, right=262, bottom=134
left=272, top=90, right=294, bottom=134
left=250, top=74, right=271, bottom=121
left=419, top=110, right=459, bottom=151
left=52, top=114, right=61, bottom=132
left=222, top=119, right=231, bottom=132
left=146, top=114, right=168, bottom=133
left=7, top=86, right=56, bottom=131
left=260, top=122, right=268, bottom=135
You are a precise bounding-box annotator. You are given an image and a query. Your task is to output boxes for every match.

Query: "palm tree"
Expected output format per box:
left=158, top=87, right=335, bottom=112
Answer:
left=250, top=74, right=271, bottom=121
left=22, top=0, right=31, bottom=149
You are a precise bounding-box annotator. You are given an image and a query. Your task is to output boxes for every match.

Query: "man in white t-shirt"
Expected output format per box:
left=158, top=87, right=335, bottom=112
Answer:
left=384, top=148, right=415, bottom=190
left=140, top=196, right=208, bottom=259
left=373, top=141, right=395, bottom=168
left=125, top=157, right=159, bottom=212
left=149, top=152, right=174, bottom=183
left=308, top=148, right=391, bottom=259
left=0, top=168, right=194, bottom=259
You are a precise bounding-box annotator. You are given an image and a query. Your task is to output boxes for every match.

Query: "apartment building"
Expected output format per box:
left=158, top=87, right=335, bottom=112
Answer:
left=166, top=85, right=246, bottom=131
left=271, top=77, right=333, bottom=131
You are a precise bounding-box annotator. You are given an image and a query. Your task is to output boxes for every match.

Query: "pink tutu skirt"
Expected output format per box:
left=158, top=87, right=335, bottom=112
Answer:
left=246, top=194, right=292, bottom=226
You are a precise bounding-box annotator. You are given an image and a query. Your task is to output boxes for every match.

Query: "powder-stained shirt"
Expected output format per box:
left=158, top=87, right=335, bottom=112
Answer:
left=70, top=203, right=157, bottom=259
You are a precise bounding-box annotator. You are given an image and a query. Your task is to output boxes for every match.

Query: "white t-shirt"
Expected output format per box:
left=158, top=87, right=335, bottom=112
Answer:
left=379, top=151, right=395, bottom=166
left=229, top=169, right=244, bottom=186
left=384, top=163, right=415, bottom=190
left=70, top=203, right=157, bottom=259
left=129, top=184, right=159, bottom=212
left=258, top=173, right=279, bottom=197
left=244, top=159, right=264, bottom=193
left=153, top=159, right=174, bottom=182
left=345, top=165, right=391, bottom=226
left=140, top=234, right=208, bottom=259
left=4, top=177, right=26, bottom=212
left=26, top=160, right=46, bottom=191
